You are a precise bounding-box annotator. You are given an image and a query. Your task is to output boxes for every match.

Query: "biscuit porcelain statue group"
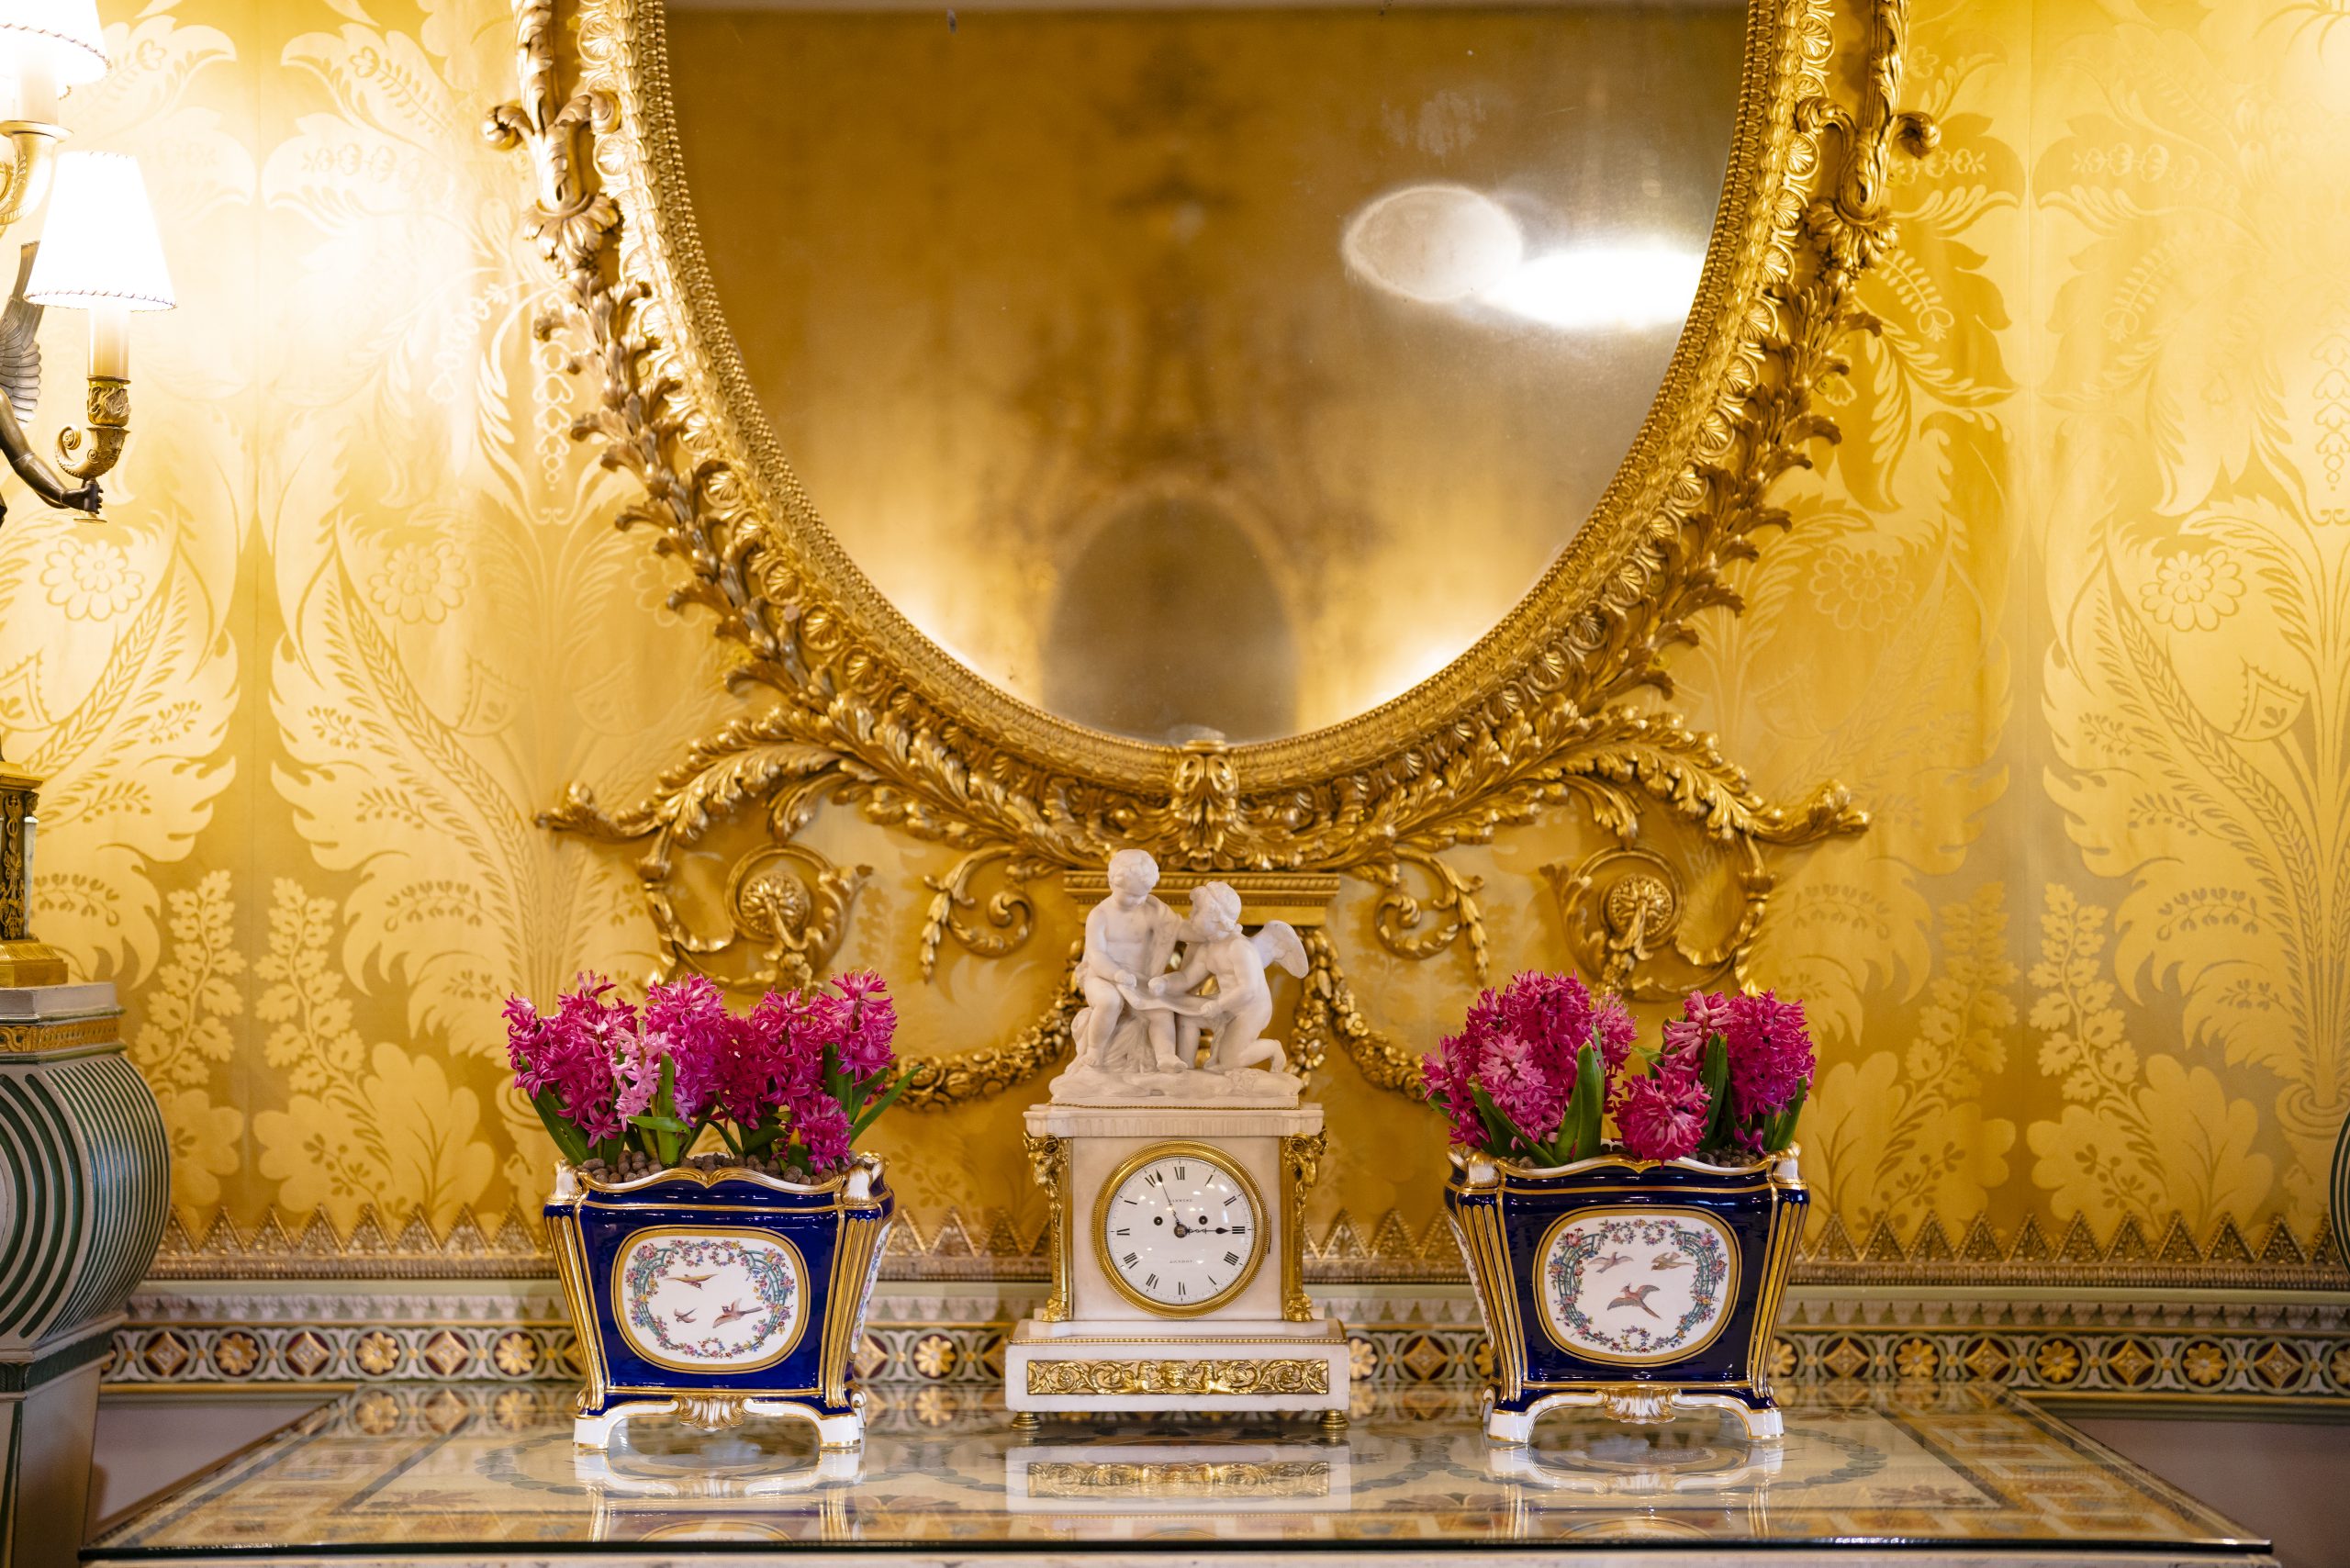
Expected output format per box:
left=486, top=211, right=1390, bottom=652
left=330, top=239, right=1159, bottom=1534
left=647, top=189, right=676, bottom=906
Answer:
left=1049, top=850, right=1310, bottom=1106
left=1009, top=849, right=1349, bottom=1423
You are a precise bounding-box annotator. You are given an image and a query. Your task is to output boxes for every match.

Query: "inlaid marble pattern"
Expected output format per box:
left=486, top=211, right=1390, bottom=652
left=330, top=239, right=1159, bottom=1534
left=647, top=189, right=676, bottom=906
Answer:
left=100, top=1282, right=2350, bottom=1409
left=88, top=1383, right=2261, bottom=1558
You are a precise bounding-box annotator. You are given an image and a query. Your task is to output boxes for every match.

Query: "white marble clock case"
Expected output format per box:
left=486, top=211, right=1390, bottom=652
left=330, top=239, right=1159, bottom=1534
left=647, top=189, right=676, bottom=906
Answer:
left=1004, top=1102, right=1348, bottom=1417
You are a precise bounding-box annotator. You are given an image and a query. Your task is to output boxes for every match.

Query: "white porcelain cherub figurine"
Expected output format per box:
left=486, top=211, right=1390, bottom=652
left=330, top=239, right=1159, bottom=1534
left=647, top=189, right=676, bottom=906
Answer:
left=1050, top=861, right=1309, bottom=1104
left=1143, top=882, right=1309, bottom=1079
left=1070, top=848, right=1183, bottom=1075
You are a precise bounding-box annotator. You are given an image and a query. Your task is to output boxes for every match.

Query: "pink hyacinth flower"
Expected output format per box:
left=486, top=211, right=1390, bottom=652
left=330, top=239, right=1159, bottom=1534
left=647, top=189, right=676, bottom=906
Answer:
left=1476, top=1031, right=1569, bottom=1148
left=1660, top=989, right=1734, bottom=1072
left=1617, top=1070, right=1709, bottom=1162
left=1593, top=993, right=1639, bottom=1075
left=830, top=969, right=899, bottom=1080
left=1421, top=1032, right=1485, bottom=1148
left=643, top=973, right=733, bottom=1123
left=1724, top=989, right=1814, bottom=1118
left=518, top=974, right=637, bottom=1144
left=793, top=1092, right=854, bottom=1172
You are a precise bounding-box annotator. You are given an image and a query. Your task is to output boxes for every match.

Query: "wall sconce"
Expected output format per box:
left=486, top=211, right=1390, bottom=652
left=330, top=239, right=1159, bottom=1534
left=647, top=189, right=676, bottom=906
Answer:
left=0, top=1, right=173, bottom=530
left=0, top=31, right=179, bottom=1563
left=0, top=5, right=173, bottom=986
left=0, top=22, right=176, bottom=1560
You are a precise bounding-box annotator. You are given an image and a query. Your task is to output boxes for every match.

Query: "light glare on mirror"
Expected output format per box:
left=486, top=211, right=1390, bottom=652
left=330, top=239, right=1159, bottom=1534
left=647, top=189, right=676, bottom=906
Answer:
left=1480, top=243, right=1707, bottom=331
left=1345, top=183, right=1702, bottom=333
left=1340, top=184, right=1524, bottom=305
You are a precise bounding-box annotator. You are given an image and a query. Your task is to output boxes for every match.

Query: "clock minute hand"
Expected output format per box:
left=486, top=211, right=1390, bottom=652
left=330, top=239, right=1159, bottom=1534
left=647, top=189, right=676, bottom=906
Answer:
left=1159, top=1186, right=1189, bottom=1238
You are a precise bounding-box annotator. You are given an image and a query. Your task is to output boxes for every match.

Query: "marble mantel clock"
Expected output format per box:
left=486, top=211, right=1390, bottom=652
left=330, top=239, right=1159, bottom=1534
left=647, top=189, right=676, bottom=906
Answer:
left=1002, top=855, right=1349, bottom=1423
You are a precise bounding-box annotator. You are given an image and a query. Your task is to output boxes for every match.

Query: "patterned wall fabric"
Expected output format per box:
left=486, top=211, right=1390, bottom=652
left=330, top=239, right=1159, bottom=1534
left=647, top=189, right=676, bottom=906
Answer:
left=0, top=0, right=2342, bottom=1276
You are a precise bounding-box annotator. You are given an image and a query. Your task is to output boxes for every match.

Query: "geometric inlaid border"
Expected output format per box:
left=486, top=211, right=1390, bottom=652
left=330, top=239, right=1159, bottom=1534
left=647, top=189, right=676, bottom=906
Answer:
left=103, top=1284, right=2350, bottom=1410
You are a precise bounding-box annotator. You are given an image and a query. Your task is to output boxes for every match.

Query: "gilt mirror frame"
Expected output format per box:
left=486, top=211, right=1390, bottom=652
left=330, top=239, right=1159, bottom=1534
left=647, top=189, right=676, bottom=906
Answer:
left=488, top=0, right=1934, bottom=1108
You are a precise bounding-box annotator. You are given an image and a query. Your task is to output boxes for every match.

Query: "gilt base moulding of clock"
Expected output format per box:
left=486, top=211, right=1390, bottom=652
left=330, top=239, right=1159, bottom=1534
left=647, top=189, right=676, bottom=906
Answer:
left=1004, top=853, right=1349, bottom=1422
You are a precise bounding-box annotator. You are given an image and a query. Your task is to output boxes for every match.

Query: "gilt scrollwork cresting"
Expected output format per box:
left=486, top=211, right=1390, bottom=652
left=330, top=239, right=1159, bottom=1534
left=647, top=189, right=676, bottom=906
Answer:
left=490, top=0, right=1933, bottom=1106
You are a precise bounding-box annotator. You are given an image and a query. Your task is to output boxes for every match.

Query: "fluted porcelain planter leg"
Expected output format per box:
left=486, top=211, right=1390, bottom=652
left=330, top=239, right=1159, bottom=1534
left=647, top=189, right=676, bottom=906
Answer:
left=0, top=980, right=170, bottom=1568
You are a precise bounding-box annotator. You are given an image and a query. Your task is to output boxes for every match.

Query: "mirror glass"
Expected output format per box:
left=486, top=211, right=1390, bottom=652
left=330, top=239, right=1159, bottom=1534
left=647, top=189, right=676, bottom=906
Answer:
left=666, top=0, right=1744, bottom=744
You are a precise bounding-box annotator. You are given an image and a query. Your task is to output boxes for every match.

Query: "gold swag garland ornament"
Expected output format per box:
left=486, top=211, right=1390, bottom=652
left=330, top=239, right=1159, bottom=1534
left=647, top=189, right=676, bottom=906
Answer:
left=486, top=0, right=1935, bottom=1108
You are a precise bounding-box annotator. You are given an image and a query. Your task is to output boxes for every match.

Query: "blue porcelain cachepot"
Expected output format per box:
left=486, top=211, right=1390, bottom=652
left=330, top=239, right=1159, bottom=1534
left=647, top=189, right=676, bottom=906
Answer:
left=545, top=1153, right=895, bottom=1450
left=1444, top=1145, right=1807, bottom=1442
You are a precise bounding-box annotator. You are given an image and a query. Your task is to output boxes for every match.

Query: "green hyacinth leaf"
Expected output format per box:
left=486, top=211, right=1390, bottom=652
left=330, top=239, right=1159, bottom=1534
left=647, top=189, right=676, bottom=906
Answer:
left=532, top=1087, right=591, bottom=1166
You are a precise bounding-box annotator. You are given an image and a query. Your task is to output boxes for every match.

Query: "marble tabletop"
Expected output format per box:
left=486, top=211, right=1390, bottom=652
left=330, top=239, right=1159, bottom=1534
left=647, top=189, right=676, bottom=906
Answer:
left=86, top=1383, right=2269, bottom=1565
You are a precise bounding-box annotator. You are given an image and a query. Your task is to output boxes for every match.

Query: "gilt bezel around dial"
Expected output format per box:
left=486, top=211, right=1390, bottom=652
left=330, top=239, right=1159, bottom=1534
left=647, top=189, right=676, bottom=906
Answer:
left=1091, top=1141, right=1269, bottom=1318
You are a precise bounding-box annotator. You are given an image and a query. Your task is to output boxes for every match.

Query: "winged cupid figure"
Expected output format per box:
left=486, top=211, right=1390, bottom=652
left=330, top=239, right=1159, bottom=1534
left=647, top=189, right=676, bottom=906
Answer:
left=0, top=244, right=104, bottom=528
left=1047, top=859, right=1310, bottom=1105
left=1141, top=882, right=1311, bottom=1078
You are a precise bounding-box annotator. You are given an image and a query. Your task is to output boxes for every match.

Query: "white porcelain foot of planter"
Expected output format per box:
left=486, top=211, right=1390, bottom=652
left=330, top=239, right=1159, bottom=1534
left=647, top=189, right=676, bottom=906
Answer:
left=574, top=1396, right=864, bottom=1450
left=1484, top=1389, right=1783, bottom=1444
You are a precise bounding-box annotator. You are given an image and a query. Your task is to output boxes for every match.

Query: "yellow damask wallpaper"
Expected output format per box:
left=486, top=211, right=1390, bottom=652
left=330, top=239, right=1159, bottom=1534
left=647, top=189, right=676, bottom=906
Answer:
left=0, top=0, right=2343, bottom=1277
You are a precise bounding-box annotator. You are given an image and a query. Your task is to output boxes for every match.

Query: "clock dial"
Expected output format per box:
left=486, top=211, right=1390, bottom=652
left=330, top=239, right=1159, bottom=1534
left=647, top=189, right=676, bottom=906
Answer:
left=1095, top=1144, right=1265, bottom=1316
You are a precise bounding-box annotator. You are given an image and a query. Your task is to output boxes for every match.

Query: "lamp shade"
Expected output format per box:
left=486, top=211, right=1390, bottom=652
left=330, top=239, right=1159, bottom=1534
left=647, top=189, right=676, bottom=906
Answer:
left=0, top=0, right=107, bottom=90
left=26, top=152, right=173, bottom=311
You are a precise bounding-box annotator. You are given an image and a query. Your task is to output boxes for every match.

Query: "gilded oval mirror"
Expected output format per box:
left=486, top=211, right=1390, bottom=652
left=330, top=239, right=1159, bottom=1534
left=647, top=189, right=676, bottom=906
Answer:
left=657, top=0, right=1746, bottom=746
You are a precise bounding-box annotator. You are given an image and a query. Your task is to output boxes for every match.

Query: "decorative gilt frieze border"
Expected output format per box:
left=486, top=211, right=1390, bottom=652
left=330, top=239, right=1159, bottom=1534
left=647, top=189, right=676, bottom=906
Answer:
left=0, top=1011, right=119, bottom=1054
left=102, top=1283, right=2350, bottom=1411
left=145, top=1204, right=552, bottom=1281
left=484, top=0, right=1937, bottom=1107
left=1025, top=1359, right=1331, bottom=1397
left=143, top=1199, right=2344, bottom=1294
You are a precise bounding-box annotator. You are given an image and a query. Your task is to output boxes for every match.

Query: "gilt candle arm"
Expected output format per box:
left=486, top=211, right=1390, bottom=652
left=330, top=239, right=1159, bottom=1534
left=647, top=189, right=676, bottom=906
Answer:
left=54, top=373, right=127, bottom=482
left=2, top=150, right=175, bottom=510
left=0, top=119, right=60, bottom=230
left=0, top=377, right=99, bottom=513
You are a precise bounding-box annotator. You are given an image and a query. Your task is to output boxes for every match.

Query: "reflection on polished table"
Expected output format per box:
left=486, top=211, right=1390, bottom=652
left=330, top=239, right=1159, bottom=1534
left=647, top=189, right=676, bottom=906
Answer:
left=86, top=1383, right=2270, bottom=1567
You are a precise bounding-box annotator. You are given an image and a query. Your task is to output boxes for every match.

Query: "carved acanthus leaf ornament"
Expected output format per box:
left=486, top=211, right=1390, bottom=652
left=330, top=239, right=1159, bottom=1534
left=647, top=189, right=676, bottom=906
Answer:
left=488, top=0, right=1932, bottom=1105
